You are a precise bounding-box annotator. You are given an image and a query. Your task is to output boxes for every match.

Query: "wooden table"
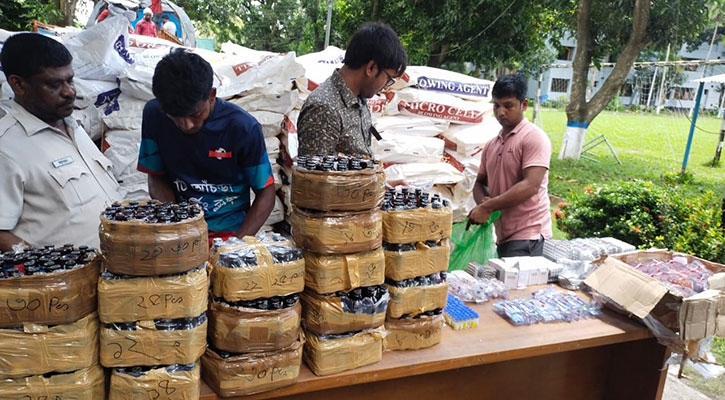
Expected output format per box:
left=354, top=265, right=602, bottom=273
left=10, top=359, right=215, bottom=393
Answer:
left=200, top=287, right=668, bottom=400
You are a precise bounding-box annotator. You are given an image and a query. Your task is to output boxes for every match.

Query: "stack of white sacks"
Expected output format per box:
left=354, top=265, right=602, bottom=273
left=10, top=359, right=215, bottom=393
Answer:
left=1, top=18, right=501, bottom=226
left=294, top=47, right=501, bottom=222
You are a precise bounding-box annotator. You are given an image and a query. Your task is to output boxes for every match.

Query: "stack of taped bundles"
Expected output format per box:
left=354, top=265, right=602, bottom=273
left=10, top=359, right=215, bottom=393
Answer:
left=291, top=155, right=386, bottom=376
left=204, top=234, right=305, bottom=397
left=0, top=245, right=104, bottom=399
left=98, top=200, right=208, bottom=399
left=381, top=187, right=452, bottom=350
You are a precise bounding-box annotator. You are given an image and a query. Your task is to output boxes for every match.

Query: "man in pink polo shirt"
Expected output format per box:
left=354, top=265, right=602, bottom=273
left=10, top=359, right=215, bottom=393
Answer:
left=468, top=74, right=552, bottom=257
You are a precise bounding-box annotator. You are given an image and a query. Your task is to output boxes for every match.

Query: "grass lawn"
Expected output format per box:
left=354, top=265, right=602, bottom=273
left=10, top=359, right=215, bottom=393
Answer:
left=526, top=108, right=725, bottom=199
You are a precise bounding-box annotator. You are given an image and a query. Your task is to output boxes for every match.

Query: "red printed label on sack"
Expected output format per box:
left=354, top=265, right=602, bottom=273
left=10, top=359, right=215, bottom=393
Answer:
left=283, top=116, right=297, bottom=134
left=368, top=92, right=395, bottom=114
left=232, top=63, right=255, bottom=76
left=397, top=100, right=483, bottom=123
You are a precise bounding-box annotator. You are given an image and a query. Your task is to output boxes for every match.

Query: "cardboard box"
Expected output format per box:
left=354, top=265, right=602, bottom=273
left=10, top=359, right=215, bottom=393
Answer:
left=382, top=206, right=452, bottom=244
left=0, top=256, right=100, bottom=328
left=208, top=298, right=301, bottom=353
left=487, top=257, right=557, bottom=288
left=585, top=250, right=725, bottom=341
left=109, top=363, right=200, bottom=400
left=301, top=290, right=387, bottom=335
left=99, top=206, right=209, bottom=276
left=384, top=314, right=444, bottom=350
left=384, top=241, right=450, bottom=281
left=100, top=314, right=207, bottom=367
left=202, top=338, right=304, bottom=397
left=303, top=329, right=383, bottom=376
left=488, top=258, right=519, bottom=289
left=98, top=264, right=209, bottom=323
left=0, top=312, right=99, bottom=379
left=292, top=165, right=385, bottom=211
left=304, top=247, right=385, bottom=294
left=211, top=244, right=305, bottom=302
left=291, top=207, right=383, bottom=254
left=385, top=282, right=449, bottom=318
left=0, top=364, right=105, bottom=400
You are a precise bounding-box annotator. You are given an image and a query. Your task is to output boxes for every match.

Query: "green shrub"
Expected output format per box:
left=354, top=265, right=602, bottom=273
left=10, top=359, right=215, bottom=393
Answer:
left=555, top=181, right=725, bottom=263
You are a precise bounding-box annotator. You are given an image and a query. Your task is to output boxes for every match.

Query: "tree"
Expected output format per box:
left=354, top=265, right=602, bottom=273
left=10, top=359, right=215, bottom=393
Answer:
left=559, top=0, right=711, bottom=160
left=0, top=0, right=63, bottom=31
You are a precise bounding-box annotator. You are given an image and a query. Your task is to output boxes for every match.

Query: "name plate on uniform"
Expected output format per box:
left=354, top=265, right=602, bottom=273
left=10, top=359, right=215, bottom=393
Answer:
left=52, top=156, right=74, bottom=168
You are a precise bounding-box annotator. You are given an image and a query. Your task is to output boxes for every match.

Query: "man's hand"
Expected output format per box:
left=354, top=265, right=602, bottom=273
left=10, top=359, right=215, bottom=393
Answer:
left=467, top=198, right=493, bottom=229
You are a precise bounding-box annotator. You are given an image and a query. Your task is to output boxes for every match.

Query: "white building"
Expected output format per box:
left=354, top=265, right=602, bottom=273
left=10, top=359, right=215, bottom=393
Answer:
left=527, top=35, right=725, bottom=110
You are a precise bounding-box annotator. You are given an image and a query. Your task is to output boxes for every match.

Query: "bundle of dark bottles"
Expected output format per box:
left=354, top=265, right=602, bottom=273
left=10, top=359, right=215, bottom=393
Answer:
left=105, top=313, right=207, bottom=331
left=102, top=200, right=202, bottom=223
left=383, top=240, right=440, bottom=252
left=381, top=187, right=451, bottom=211
left=101, top=264, right=206, bottom=280
left=385, top=272, right=448, bottom=288
left=115, top=363, right=196, bottom=378
left=328, top=285, right=388, bottom=315
left=401, top=308, right=443, bottom=320
left=217, top=244, right=303, bottom=269
left=214, top=293, right=299, bottom=311
left=296, top=154, right=379, bottom=171
left=1, top=244, right=95, bottom=278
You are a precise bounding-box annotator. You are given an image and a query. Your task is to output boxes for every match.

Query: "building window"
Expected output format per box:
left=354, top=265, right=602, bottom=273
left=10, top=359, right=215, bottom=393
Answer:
left=551, top=78, right=570, bottom=93
left=557, top=47, right=574, bottom=61
left=673, top=87, right=694, bottom=100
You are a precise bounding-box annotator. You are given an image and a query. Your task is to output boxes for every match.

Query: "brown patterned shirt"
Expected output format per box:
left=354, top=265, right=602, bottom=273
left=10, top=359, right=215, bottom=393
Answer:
left=297, top=69, right=373, bottom=157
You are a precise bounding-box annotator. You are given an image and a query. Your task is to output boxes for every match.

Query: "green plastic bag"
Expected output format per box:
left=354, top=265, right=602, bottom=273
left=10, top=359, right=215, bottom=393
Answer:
left=448, top=210, right=501, bottom=272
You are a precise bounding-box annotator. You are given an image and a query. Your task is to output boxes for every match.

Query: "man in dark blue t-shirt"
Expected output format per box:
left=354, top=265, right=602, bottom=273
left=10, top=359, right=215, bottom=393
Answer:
left=137, top=49, right=275, bottom=239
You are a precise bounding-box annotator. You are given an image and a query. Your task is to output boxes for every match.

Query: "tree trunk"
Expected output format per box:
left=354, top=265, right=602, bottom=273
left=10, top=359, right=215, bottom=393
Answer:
left=57, top=0, right=78, bottom=26
left=427, top=42, right=449, bottom=68
left=372, top=0, right=380, bottom=20
left=560, top=0, right=650, bottom=160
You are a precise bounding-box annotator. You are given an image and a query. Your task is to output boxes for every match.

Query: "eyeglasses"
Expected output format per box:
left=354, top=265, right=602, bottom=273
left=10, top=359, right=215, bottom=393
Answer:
left=382, top=69, right=396, bottom=89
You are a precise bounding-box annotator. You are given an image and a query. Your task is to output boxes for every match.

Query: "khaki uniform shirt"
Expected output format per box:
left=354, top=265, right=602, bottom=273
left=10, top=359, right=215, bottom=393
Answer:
left=0, top=100, right=121, bottom=248
left=297, top=69, right=374, bottom=157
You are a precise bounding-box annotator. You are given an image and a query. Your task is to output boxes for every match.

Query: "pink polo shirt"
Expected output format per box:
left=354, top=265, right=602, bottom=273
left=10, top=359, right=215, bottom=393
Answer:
left=479, top=118, right=552, bottom=243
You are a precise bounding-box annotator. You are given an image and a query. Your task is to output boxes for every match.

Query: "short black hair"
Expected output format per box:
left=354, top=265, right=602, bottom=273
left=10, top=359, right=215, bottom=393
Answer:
left=162, top=14, right=169, bottom=19
left=0, top=33, right=72, bottom=80
left=152, top=48, right=214, bottom=117
left=343, top=22, right=407, bottom=75
left=492, top=74, right=527, bottom=102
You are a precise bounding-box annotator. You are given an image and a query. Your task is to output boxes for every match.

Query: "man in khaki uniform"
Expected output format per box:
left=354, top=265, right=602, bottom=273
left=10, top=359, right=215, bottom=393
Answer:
left=0, top=33, right=121, bottom=251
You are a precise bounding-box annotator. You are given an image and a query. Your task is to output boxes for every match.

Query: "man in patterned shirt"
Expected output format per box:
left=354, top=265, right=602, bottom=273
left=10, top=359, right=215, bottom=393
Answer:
left=298, top=23, right=407, bottom=157
left=137, top=49, right=275, bottom=241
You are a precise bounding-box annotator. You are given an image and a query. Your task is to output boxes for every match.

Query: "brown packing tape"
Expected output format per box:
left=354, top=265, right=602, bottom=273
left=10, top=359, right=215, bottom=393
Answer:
left=202, top=337, right=304, bottom=397
left=386, top=282, right=449, bottom=318
left=100, top=210, right=209, bottom=276
left=0, top=364, right=105, bottom=400
left=304, top=248, right=385, bottom=294
left=384, top=314, right=444, bottom=350
left=98, top=263, right=209, bottom=323
left=0, top=312, right=99, bottom=379
left=100, top=318, right=207, bottom=367
left=0, top=256, right=99, bottom=328
left=382, top=207, right=453, bottom=244
left=208, top=298, right=301, bottom=353
left=303, top=329, right=383, bottom=376
left=301, top=290, right=386, bottom=335
left=211, top=244, right=305, bottom=302
left=109, top=363, right=200, bottom=400
left=291, top=207, right=382, bottom=254
left=384, top=241, right=450, bottom=281
left=291, top=165, right=385, bottom=211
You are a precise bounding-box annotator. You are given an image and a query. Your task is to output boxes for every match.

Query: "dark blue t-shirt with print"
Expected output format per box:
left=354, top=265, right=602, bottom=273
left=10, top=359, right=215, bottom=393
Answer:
left=137, top=98, right=273, bottom=232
